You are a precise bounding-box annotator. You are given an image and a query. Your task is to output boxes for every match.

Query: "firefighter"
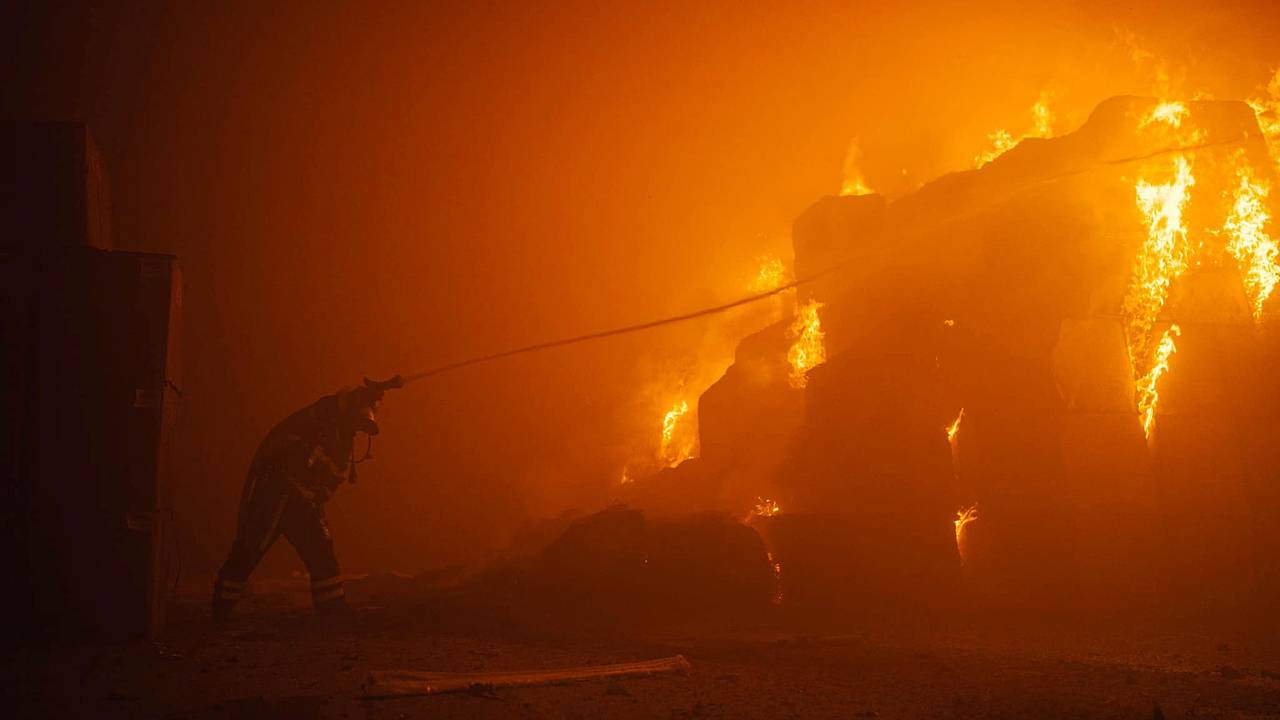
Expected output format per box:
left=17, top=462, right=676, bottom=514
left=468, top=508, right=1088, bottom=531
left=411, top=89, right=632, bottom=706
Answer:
left=212, top=376, right=402, bottom=623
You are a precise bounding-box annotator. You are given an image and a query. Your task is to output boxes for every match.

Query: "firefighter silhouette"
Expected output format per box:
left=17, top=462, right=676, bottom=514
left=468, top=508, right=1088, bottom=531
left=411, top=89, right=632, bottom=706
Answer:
left=212, top=377, right=401, bottom=623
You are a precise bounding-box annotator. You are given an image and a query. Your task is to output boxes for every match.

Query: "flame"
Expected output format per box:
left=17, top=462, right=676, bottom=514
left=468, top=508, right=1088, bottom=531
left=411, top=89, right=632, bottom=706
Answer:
left=787, top=300, right=827, bottom=389
left=973, top=92, right=1055, bottom=167
left=1123, top=154, right=1195, bottom=377
left=954, top=504, right=978, bottom=566
left=658, top=400, right=697, bottom=467
left=945, top=407, right=965, bottom=444
left=1223, top=158, right=1279, bottom=321
left=748, top=255, right=787, bottom=293
left=1031, top=92, right=1055, bottom=138
left=1141, top=100, right=1188, bottom=129
left=839, top=139, right=874, bottom=196
left=1136, top=324, right=1181, bottom=442
left=974, top=129, right=1017, bottom=168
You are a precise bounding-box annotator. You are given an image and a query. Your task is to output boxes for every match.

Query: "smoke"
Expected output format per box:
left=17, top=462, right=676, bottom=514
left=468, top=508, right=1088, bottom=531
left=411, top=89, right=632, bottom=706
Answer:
left=8, top=0, right=1280, bottom=576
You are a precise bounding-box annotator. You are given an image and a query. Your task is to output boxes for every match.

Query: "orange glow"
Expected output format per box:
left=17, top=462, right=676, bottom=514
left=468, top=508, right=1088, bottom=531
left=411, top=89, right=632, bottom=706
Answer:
left=1136, top=324, right=1180, bottom=443
left=954, top=504, right=979, bottom=566
left=787, top=300, right=826, bottom=389
left=1222, top=158, right=1278, bottom=321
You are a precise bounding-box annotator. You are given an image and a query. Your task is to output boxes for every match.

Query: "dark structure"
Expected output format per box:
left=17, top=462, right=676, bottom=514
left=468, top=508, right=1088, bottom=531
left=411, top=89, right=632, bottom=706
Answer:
left=3, top=122, right=181, bottom=643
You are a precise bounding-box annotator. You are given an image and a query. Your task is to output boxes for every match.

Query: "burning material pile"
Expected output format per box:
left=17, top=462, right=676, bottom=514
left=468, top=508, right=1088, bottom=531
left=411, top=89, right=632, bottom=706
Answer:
left=622, top=86, right=1280, bottom=620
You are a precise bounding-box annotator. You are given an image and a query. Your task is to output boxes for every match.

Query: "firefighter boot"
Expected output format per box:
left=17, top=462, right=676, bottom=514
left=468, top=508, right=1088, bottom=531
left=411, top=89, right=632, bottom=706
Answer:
left=211, top=578, right=245, bottom=625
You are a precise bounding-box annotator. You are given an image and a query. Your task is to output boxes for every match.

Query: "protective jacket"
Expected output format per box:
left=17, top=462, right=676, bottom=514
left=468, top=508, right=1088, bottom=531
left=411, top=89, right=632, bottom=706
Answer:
left=213, top=393, right=358, bottom=616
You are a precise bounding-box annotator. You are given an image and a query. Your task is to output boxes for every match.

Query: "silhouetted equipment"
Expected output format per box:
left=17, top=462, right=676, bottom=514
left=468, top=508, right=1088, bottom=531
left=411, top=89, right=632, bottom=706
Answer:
left=3, top=122, right=180, bottom=644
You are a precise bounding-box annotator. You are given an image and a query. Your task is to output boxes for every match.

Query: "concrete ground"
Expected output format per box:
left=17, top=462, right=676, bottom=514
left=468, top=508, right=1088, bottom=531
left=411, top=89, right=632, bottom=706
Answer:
left=7, top=577, right=1280, bottom=719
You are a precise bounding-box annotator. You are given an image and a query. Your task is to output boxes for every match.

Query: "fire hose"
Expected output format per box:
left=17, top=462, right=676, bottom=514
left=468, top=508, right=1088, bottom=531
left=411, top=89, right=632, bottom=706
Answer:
left=390, top=264, right=842, bottom=387
left=369, top=133, right=1254, bottom=392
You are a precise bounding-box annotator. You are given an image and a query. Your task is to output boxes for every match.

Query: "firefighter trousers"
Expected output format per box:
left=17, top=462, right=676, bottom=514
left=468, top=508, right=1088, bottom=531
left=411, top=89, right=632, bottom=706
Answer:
left=214, top=470, right=344, bottom=610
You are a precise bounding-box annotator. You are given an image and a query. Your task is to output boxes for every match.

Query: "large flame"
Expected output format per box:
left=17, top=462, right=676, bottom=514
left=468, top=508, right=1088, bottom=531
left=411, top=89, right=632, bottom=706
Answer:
left=658, top=399, right=697, bottom=467
left=1222, top=159, right=1279, bottom=321
left=1123, top=154, right=1196, bottom=377
left=787, top=300, right=827, bottom=389
left=1136, top=324, right=1181, bottom=442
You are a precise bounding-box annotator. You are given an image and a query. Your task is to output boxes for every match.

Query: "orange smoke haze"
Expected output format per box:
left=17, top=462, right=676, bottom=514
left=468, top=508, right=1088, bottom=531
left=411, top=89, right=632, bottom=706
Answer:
left=9, top=0, right=1280, bottom=576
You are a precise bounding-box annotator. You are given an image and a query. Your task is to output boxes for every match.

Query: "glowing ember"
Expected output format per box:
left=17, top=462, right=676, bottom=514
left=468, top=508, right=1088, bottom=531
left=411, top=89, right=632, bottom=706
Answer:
left=1222, top=159, right=1278, bottom=321
left=750, top=497, right=782, bottom=519
left=839, top=139, right=874, bottom=196
left=1141, top=100, right=1188, bottom=129
left=766, top=552, right=784, bottom=605
left=954, top=504, right=979, bottom=566
left=1123, top=154, right=1195, bottom=379
left=973, top=91, right=1055, bottom=167
left=787, top=300, right=827, bottom=389
left=658, top=400, right=697, bottom=468
left=1136, top=324, right=1180, bottom=442
left=748, top=255, right=787, bottom=293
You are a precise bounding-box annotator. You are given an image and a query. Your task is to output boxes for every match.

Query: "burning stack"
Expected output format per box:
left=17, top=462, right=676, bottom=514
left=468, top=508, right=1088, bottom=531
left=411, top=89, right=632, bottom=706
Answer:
left=635, top=94, right=1280, bottom=621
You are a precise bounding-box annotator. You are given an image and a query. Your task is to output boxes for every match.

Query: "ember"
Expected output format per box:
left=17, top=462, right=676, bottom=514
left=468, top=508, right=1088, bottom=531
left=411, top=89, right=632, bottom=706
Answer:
left=945, top=408, right=964, bottom=446
left=749, top=497, right=782, bottom=519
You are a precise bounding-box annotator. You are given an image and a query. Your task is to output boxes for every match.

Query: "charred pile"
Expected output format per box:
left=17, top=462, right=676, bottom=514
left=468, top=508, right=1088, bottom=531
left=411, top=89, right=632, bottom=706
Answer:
left=436, top=506, right=778, bottom=631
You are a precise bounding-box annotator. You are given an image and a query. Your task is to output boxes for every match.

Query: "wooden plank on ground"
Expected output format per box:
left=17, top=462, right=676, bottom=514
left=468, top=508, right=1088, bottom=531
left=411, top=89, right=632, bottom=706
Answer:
left=363, top=655, right=692, bottom=697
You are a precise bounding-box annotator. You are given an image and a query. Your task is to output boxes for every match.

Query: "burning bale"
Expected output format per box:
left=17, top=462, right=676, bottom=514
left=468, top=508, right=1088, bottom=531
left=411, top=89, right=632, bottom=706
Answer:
left=580, top=94, right=1279, bottom=623
left=671, top=94, right=1280, bottom=619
